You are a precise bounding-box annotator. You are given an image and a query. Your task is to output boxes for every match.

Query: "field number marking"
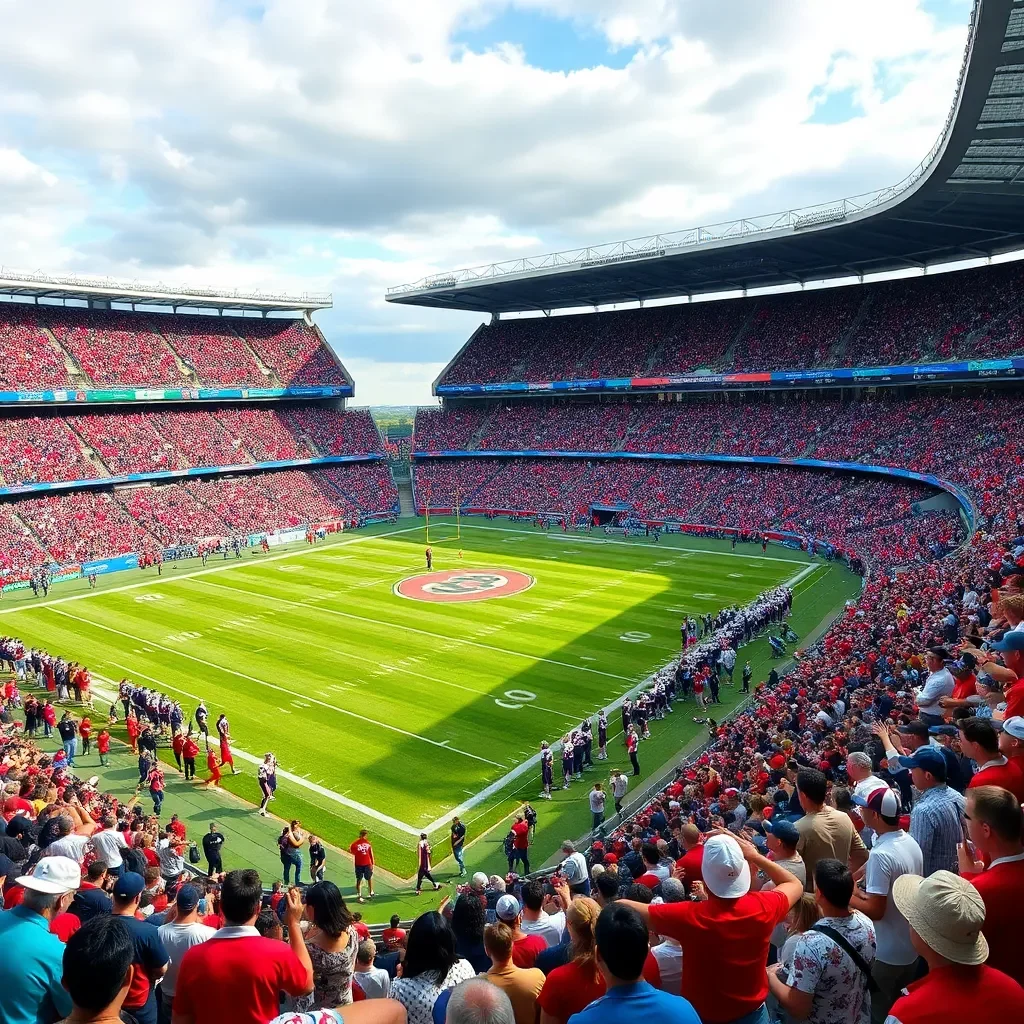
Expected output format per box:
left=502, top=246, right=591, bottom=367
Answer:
left=164, top=631, right=202, bottom=643
left=619, top=631, right=652, bottom=643
left=495, top=688, right=537, bottom=710
left=134, top=594, right=164, bottom=602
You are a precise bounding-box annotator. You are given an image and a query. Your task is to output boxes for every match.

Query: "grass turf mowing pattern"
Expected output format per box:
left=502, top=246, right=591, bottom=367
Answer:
left=2, top=520, right=859, bottom=889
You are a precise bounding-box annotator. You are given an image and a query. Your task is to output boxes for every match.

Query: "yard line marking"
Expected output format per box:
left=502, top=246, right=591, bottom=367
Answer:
left=193, top=577, right=640, bottom=686
left=89, top=667, right=428, bottom=835
left=90, top=670, right=479, bottom=836
left=50, top=607, right=505, bottom=771
left=0, top=523, right=427, bottom=617
left=469, top=523, right=802, bottom=562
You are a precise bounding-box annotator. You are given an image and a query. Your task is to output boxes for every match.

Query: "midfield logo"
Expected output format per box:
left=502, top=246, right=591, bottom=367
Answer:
left=395, top=568, right=535, bottom=603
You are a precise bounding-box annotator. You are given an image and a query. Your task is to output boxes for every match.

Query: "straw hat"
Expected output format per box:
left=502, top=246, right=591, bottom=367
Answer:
left=891, top=871, right=988, bottom=966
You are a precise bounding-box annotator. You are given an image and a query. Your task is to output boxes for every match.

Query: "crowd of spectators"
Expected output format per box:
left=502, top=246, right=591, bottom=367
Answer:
left=0, top=306, right=351, bottom=390
left=0, top=464, right=399, bottom=570
left=437, top=261, right=1024, bottom=386
left=413, top=458, right=961, bottom=567
left=0, top=406, right=383, bottom=487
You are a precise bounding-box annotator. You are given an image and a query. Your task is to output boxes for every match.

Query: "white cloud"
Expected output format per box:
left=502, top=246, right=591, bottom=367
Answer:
left=0, top=0, right=972, bottom=404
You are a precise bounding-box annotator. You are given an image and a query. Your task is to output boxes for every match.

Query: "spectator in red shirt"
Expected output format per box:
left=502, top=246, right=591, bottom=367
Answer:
left=623, top=830, right=803, bottom=1024
left=958, top=785, right=1024, bottom=986
left=172, top=869, right=313, bottom=1024
left=887, top=870, right=1024, bottom=1024
left=959, top=718, right=1024, bottom=802
left=494, top=895, right=546, bottom=968
left=538, top=896, right=603, bottom=1024
left=3, top=780, right=35, bottom=820
left=510, top=814, right=531, bottom=874
left=674, top=824, right=704, bottom=894
left=381, top=913, right=407, bottom=951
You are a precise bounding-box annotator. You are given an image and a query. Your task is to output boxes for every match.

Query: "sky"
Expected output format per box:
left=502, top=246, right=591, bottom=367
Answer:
left=0, top=0, right=974, bottom=406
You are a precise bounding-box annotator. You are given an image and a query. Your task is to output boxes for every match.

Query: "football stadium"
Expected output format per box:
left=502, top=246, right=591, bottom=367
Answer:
left=3, top=1, right=1024, bottom=1021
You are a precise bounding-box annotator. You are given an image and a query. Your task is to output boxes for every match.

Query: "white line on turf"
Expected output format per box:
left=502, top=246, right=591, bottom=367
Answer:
left=192, top=576, right=639, bottom=685
left=89, top=674, right=428, bottom=835
left=0, top=524, right=426, bottom=617
left=50, top=609, right=506, bottom=770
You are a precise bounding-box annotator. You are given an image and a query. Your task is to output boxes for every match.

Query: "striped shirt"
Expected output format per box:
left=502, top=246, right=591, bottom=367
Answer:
left=909, top=785, right=964, bottom=877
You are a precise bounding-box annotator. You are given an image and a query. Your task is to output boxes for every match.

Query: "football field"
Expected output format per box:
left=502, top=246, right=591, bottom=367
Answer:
left=1, top=519, right=859, bottom=875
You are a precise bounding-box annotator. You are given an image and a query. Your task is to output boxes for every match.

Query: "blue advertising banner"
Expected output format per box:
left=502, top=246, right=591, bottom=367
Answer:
left=81, top=553, right=139, bottom=576
left=0, top=384, right=353, bottom=407
left=435, top=356, right=1024, bottom=397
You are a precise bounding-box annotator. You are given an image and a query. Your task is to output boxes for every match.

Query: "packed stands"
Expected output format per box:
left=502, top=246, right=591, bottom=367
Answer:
left=240, top=317, right=349, bottom=386
left=413, top=457, right=959, bottom=566
left=45, top=307, right=183, bottom=387
left=282, top=406, right=381, bottom=456
left=0, top=406, right=381, bottom=485
left=436, top=260, right=1024, bottom=385
left=0, top=414, right=100, bottom=486
left=0, top=307, right=75, bottom=389
left=0, top=305, right=350, bottom=390
left=0, top=462, right=398, bottom=567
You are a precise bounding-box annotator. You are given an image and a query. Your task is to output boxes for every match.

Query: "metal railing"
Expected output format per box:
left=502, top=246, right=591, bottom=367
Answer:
left=0, top=267, right=332, bottom=307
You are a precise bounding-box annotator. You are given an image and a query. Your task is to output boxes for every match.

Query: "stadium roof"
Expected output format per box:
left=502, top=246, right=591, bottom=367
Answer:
left=388, top=0, right=1024, bottom=315
left=0, top=268, right=332, bottom=314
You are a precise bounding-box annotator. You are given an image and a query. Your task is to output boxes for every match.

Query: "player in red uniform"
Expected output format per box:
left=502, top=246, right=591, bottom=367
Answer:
left=125, top=709, right=140, bottom=753
left=97, top=728, right=111, bottom=766
left=205, top=744, right=222, bottom=787
left=216, top=713, right=238, bottom=774
left=349, top=828, right=376, bottom=903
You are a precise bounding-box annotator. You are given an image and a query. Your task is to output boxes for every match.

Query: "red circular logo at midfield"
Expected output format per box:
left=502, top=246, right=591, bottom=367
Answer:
left=394, top=568, right=535, bottom=603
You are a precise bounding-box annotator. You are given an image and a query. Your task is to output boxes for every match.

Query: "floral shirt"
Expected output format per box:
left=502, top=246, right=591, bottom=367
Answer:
left=298, top=926, right=360, bottom=1009
left=391, top=959, right=476, bottom=1024
left=784, top=912, right=876, bottom=1024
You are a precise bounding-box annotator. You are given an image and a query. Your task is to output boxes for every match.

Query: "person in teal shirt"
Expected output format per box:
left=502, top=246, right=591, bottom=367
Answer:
left=568, top=904, right=702, bottom=1024
left=0, top=857, right=80, bottom=1024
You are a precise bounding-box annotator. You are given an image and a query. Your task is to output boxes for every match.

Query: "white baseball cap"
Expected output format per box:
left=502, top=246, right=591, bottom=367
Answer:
left=16, top=856, right=81, bottom=894
left=701, top=834, right=750, bottom=899
left=495, top=895, right=521, bottom=922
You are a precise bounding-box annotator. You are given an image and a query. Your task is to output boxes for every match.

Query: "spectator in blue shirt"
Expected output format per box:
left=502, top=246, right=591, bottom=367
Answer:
left=566, top=903, right=701, bottom=1024
left=0, top=856, right=80, bottom=1024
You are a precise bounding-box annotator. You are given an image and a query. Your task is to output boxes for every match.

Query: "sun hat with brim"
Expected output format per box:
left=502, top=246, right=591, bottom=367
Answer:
left=891, top=871, right=988, bottom=966
left=16, top=855, right=81, bottom=895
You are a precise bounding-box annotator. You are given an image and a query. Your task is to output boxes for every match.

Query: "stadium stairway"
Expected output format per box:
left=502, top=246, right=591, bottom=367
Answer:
left=394, top=469, right=416, bottom=517
left=39, top=323, right=91, bottom=387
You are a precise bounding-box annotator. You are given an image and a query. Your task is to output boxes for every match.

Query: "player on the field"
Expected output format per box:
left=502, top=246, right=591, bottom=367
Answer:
left=561, top=734, right=574, bottom=789
left=415, top=833, right=443, bottom=894
left=350, top=829, right=376, bottom=902
left=597, top=710, right=608, bottom=760
left=194, top=700, right=209, bottom=738
left=581, top=719, right=593, bottom=767
left=258, top=752, right=278, bottom=815
left=540, top=740, right=553, bottom=799
left=205, top=743, right=221, bottom=787
left=425, top=545, right=433, bottom=570
left=216, top=713, right=238, bottom=774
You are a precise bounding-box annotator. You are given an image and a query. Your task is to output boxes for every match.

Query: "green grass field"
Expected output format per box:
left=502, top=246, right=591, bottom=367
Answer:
left=2, top=519, right=859, bottom=913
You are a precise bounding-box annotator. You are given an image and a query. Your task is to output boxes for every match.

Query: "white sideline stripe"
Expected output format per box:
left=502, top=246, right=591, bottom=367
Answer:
left=0, top=525, right=427, bottom=617
left=91, top=674, right=425, bottom=835
left=49, top=606, right=506, bottom=770
left=193, top=577, right=639, bottom=685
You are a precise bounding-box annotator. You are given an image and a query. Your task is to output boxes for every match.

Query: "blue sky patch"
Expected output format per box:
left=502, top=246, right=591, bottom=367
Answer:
left=454, top=7, right=639, bottom=72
